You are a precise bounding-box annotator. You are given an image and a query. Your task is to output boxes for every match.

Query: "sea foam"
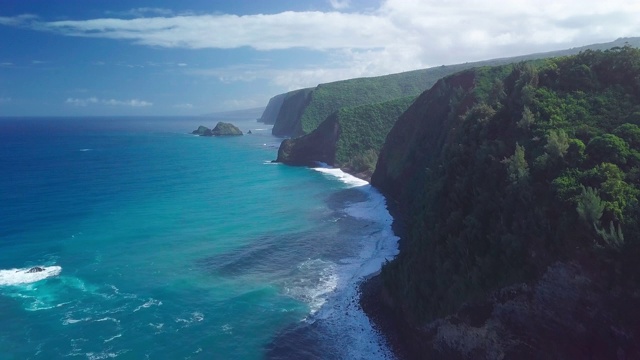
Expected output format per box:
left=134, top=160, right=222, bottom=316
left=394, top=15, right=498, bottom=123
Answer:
left=307, top=165, right=399, bottom=359
left=0, top=266, right=62, bottom=286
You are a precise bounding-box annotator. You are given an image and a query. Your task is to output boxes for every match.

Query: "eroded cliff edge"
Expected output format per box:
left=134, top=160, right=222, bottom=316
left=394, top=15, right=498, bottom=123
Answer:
left=366, top=48, right=640, bottom=359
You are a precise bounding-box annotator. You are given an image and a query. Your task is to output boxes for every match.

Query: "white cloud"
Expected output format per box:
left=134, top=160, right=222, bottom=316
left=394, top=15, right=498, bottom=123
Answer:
left=0, top=62, right=13, bottom=67
left=65, top=97, right=152, bottom=107
left=329, top=0, right=350, bottom=10
left=177, top=63, right=188, bottom=67
left=3, top=1, right=640, bottom=88
left=106, top=8, right=177, bottom=18
left=0, top=14, right=36, bottom=26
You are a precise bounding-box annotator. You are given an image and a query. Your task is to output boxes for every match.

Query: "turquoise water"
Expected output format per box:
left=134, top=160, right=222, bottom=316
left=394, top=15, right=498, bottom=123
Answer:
left=0, top=117, right=398, bottom=359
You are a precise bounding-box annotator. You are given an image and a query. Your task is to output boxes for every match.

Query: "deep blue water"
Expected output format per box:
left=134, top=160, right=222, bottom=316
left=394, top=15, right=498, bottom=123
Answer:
left=0, top=117, right=398, bottom=359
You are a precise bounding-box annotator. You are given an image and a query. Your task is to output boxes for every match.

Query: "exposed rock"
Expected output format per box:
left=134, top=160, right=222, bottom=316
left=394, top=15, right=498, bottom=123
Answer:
left=275, top=115, right=339, bottom=166
left=211, top=122, right=243, bottom=136
left=191, top=125, right=213, bottom=136
left=26, top=266, right=45, bottom=273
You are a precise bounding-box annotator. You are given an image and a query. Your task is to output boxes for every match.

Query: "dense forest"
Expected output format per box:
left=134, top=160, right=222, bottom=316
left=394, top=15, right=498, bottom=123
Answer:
left=276, top=96, right=415, bottom=177
left=373, top=46, right=640, bottom=329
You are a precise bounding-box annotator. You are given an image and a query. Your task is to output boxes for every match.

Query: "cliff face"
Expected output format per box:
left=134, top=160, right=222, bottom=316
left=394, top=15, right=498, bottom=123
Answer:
left=276, top=114, right=339, bottom=166
left=276, top=96, right=415, bottom=179
left=272, top=88, right=313, bottom=137
left=369, top=48, right=640, bottom=358
left=258, top=93, right=287, bottom=125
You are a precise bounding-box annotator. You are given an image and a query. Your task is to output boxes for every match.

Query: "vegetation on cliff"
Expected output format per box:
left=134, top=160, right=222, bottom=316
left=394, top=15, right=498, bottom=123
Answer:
left=372, top=46, right=640, bottom=324
left=276, top=96, right=414, bottom=176
left=271, top=88, right=313, bottom=136
left=270, top=38, right=640, bottom=140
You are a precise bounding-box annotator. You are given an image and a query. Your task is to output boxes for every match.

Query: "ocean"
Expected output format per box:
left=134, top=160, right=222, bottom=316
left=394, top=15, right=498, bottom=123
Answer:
left=0, top=116, right=398, bottom=359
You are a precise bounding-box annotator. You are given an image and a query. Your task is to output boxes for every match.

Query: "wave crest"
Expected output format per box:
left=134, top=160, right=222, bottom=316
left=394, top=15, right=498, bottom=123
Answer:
left=0, top=266, right=62, bottom=286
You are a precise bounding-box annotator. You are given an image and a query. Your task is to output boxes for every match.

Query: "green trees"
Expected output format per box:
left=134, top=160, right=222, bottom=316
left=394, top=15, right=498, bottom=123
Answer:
left=576, top=186, right=604, bottom=225
left=373, top=47, right=640, bottom=324
left=586, top=134, right=630, bottom=166
left=545, top=129, right=570, bottom=158
left=503, top=144, right=529, bottom=184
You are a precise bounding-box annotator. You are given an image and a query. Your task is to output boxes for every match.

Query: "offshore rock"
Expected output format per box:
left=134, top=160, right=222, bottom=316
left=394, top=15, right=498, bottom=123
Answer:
left=211, top=122, right=243, bottom=136
left=191, top=125, right=213, bottom=136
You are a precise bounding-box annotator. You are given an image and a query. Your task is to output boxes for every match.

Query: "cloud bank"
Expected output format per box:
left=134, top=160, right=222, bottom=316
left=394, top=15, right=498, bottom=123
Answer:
left=65, top=97, right=152, bottom=107
left=3, top=0, right=640, bottom=88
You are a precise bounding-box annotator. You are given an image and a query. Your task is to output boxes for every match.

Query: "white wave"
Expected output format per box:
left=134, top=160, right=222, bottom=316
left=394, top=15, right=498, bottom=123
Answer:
left=133, top=298, right=162, bottom=312
left=95, top=317, right=120, bottom=324
left=0, top=266, right=62, bottom=286
left=175, top=311, right=205, bottom=327
left=103, top=334, right=122, bottom=343
left=284, top=259, right=339, bottom=315
left=86, top=349, right=128, bottom=359
left=78, top=148, right=93, bottom=152
left=310, top=166, right=369, bottom=188
left=63, top=317, right=92, bottom=325
left=301, top=181, right=399, bottom=358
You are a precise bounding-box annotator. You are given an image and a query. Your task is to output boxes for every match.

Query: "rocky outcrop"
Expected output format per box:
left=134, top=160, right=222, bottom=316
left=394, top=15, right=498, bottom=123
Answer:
left=191, top=125, right=213, bottom=136
left=258, top=93, right=287, bottom=125
left=276, top=114, right=339, bottom=166
left=211, top=122, right=243, bottom=136
left=274, top=96, right=414, bottom=181
left=192, top=122, right=243, bottom=136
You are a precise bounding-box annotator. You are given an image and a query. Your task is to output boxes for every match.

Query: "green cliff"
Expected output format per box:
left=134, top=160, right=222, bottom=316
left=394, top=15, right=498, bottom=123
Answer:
left=369, top=47, right=640, bottom=358
left=276, top=96, right=414, bottom=179
left=270, top=37, right=640, bottom=140
left=271, top=88, right=313, bottom=136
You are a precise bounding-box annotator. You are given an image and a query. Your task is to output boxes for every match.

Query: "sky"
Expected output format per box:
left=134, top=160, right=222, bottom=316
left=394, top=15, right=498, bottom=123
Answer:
left=0, top=0, right=639, bottom=116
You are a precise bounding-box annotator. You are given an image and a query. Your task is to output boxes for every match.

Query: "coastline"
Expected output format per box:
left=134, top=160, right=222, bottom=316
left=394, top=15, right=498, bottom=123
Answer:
left=311, top=164, right=412, bottom=359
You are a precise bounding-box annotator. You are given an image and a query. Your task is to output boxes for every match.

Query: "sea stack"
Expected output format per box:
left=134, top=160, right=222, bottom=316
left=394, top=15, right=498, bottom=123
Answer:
left=192, top=122, right=243, bottom=136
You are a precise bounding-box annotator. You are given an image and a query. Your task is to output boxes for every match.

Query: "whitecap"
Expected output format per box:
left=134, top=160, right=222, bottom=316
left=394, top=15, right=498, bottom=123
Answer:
left=0, top=266, right=62, bottom=286
left=310, top=166, right=369, bottom=188
left=63, top=317, right=92, bottom=325
left=103, top=334, right=122, bottom=343
left=175, top=311, right=205, bottom=326
left=133, top=298, right=162, bottom=312
left=78, top=148, right=93, bottom=152
left=95, top=317, right=120, bottom=324
left=284, top=259, right=338, bottom=315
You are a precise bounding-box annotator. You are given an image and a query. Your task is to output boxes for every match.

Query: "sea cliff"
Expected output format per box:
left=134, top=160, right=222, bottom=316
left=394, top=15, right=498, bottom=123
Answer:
left=366, top=47, right=640, bottom=358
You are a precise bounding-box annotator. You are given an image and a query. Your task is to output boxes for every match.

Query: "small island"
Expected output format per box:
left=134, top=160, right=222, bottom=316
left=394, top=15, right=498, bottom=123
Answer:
left=192, top=122, right=243, bottom=136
